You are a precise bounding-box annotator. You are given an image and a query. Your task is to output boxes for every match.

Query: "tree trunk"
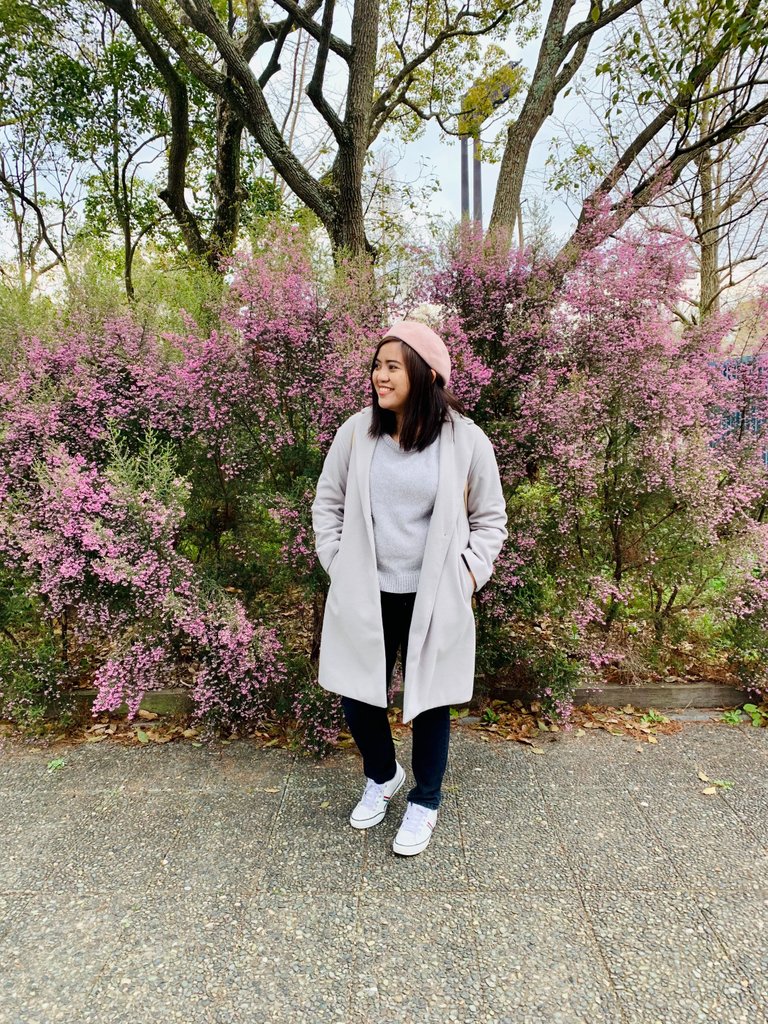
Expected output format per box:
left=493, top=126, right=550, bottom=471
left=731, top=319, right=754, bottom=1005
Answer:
left=210, top=97, right=246, bottom=267
left=490, top=102, right=548, bottom=241
left=489, top=0, right=597, bottom=240
left=124, top=224, right=135, bottom=300
left=329, top=149, right=375, bottom=258
left=329, top=0, right=379, bottom=259
left=697, top=148, right=720, bottom=319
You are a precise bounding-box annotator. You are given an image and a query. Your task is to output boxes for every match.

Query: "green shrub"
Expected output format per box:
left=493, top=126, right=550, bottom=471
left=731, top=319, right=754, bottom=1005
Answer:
left=0, top=636, right=74, bottom=734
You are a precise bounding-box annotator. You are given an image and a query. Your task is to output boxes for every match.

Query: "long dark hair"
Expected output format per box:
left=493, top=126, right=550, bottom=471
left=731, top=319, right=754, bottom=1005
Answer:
left=368, top=338, right=464, bottom=451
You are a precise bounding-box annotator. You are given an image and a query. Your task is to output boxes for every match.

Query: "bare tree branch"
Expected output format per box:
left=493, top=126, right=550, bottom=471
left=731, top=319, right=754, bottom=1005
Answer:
left=0, top=162, right=68, bottom=269
left=562, top=93, right=768, bottom=264
left=269, top=0, right=351, bottom=59
left=306, top=0, right=345, bottom=142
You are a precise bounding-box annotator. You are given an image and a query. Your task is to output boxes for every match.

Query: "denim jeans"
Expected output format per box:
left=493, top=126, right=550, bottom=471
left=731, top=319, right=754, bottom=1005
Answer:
left=341, top=591, right=451, bottom=811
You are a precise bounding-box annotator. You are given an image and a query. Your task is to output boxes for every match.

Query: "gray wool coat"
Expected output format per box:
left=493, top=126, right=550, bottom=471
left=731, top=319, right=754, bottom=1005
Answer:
left=311, top=407, right=508, bottom=723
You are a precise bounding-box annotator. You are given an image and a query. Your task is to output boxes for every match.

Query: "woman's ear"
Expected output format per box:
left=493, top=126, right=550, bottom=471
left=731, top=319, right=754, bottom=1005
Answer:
left=430, top=368, right=436, bottom=384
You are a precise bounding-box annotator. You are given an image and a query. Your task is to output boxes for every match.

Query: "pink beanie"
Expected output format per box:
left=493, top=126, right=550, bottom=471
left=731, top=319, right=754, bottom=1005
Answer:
left=382, top=320, right=451, bottom=387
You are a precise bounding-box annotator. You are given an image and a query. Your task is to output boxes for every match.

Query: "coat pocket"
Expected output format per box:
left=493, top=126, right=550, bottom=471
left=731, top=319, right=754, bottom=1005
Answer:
left=459, top=553, right=475, bottom=601
left=326, top=547, right=340, bottom=579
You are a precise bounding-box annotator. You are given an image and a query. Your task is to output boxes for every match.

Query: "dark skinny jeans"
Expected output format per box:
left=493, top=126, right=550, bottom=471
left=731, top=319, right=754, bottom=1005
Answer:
left=341, top=591, right=450, bottom=811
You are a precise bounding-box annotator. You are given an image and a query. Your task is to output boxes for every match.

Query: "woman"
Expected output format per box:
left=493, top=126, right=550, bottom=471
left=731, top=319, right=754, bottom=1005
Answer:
left=311, top=321, right=507, bottom=856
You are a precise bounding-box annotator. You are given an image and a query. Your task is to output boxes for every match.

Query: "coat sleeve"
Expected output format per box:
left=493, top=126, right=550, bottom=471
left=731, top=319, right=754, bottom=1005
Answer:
left=311, top=414, right=358, bottom=575
left=461, top=427, right=508, bottom=592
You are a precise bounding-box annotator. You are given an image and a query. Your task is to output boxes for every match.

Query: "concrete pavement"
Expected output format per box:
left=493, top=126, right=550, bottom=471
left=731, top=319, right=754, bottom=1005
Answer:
left=1, top=719, right=767, bottom=1024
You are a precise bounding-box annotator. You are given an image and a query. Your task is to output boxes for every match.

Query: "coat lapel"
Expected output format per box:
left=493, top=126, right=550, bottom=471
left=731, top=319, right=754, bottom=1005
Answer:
left=353, top=411, right=378, bottom=557
left=432, top=416, right=461, bottom=541
left=406, top=417, right=463, bottom=656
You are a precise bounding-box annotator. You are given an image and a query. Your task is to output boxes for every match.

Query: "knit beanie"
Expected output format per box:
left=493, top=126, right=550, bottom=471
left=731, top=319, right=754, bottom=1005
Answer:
left=382, top=320, right=451, bottom=387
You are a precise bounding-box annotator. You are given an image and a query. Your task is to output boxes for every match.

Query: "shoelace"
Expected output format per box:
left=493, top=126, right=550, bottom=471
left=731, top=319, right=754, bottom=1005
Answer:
left=360, top=778, right=387, bottom=809
left=399, top=803, right=431, bottom=834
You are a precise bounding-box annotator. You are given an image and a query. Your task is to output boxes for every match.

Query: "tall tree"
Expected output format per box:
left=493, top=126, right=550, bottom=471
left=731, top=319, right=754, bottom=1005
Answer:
left=488, top=0, right=768, bottom=274
left=542, top=5, right=768, bottom=315
left=489, top=0, right=645, bottom=240
left=553, top=0, right=768, bottom=264
left=0, top=0, right=77, bottom=293
left=96, top=0, right=520, bottom=258
left=624, top=20, right=768, bottom=318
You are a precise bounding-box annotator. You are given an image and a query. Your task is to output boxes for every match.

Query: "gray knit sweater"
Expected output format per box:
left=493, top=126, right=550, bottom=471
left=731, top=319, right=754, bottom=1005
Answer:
left=370, top=432, right=440, bottom=593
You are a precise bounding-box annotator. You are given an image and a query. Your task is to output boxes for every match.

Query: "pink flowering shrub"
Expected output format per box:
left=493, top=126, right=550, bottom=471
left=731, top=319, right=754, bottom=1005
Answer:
left=0, top=315, right=165, bottom=503
left=291, top=676, right=345, bottom=758
left=0, top=421, right=286, bottom=732
left=431, top=225, right=768, bottom=718
left=3, top=222, right=768, bottom=742
left=0, top=231, right=384, bottom=747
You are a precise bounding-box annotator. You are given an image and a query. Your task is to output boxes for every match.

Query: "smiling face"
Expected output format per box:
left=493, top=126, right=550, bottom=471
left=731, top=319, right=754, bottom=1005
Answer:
left=372, top=340, right=411, bottom=421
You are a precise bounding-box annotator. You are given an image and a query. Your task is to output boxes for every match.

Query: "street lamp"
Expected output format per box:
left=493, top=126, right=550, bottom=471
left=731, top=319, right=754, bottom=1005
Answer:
left=459, top=61, right=520, bottom=227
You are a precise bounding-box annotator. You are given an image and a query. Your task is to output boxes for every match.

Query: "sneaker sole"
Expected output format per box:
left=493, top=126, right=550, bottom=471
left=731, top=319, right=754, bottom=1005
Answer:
left=392, top=834, right=432, bottom=856
left=349, top=769, right=405, bottom=830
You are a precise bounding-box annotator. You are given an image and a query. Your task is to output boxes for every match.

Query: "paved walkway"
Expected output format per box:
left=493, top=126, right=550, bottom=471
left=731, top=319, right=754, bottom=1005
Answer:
left=1, top=719, right=767, bottom=1024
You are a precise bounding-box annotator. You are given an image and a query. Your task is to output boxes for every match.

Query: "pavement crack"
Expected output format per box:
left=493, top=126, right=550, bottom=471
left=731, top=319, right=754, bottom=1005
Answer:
left=574, top=885, right=634, bottom=1024
left=262, top=751, right=296, bottom=850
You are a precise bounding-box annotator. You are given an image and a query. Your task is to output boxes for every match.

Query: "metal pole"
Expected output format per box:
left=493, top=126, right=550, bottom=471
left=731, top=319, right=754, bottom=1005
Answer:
left=460, top=137, right=469, bottom=219
left=472, top=135, right=482, bottom=227
left=459, top=61, right=519, bottom=224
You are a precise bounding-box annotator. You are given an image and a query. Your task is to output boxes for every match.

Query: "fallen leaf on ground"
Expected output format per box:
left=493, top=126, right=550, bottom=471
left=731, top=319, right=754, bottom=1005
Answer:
left=702, top=786, right=718, bottom=795
left=697, top=770, right=711, bottom=782
left=137, top=710, right=159, bottom=721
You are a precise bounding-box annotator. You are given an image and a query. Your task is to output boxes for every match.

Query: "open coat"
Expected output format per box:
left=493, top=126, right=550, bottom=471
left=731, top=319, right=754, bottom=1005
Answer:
left=311, top=407, right=508, bottom=723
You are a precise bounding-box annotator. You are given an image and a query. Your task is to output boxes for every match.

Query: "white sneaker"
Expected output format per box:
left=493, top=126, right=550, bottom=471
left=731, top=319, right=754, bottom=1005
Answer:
left=392, top=801, right=438, bottom=856
left=349, top=762, right=406, bottom=829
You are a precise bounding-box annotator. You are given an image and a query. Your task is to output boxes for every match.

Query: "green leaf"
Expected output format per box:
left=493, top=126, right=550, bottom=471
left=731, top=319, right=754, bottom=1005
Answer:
left=136, top=728, right=149, bottom=744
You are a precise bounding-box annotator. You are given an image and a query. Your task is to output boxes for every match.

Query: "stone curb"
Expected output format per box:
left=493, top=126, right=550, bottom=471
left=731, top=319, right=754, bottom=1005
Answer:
left=68, top=680, right=748, bottom=719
